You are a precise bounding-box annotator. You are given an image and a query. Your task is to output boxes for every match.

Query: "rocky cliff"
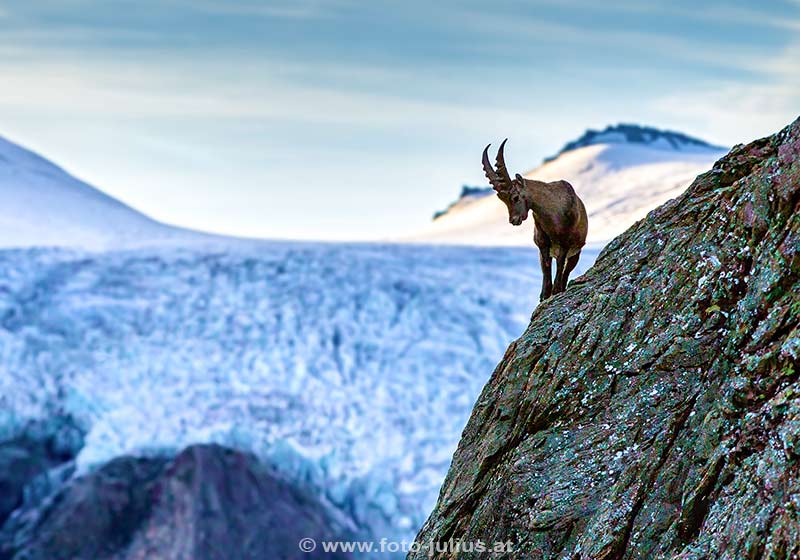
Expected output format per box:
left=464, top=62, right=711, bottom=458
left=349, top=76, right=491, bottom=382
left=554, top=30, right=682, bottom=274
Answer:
left=410, top=118, right=800, bottom=559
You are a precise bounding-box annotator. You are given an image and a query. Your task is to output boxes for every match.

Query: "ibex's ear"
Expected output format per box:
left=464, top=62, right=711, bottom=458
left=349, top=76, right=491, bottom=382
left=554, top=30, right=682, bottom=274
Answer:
left=514, top=173, right=525, bottom=188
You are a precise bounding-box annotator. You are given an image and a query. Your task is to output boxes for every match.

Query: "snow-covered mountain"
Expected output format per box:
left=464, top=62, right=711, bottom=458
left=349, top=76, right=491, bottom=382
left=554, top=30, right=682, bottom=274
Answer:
left=544, top=123, right=726, bottom=160
left=0, top=135, right=205, bottom=250
left=411, top=124, right=728, bottom=246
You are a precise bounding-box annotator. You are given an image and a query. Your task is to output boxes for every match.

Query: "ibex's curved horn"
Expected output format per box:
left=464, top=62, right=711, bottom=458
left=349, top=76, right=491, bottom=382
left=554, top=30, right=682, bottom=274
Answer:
left=482, top=141, right=512, bottom=193
left=495, top=139, right=514, bottom=190
left=482, top=144, right=499, bottom=188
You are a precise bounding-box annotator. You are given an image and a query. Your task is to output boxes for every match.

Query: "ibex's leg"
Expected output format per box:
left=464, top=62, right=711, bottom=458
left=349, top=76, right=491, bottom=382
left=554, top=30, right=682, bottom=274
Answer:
left=534, top=226, right=553, bottom=301
left=561, top=252, right=581, bottom=292
left=538, top=248, right=553, bottom=301
left=553, top=253, right=567, bottom=295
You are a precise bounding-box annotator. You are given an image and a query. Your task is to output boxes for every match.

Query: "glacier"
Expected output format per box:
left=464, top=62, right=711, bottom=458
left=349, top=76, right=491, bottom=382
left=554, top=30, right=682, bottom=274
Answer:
left=0, top=241, right=599, bottom=542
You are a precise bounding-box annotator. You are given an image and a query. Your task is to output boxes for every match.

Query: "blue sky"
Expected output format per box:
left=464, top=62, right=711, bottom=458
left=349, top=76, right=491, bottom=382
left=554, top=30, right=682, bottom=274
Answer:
left=1, top=0, right=798, bottom=240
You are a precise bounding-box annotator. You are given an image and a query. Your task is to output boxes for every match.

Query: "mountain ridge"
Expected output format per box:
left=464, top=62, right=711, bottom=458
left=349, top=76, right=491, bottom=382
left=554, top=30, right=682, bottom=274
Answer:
left=0, top=134, right=210, bottom=250
left=544, top=123, right=726, bottom=162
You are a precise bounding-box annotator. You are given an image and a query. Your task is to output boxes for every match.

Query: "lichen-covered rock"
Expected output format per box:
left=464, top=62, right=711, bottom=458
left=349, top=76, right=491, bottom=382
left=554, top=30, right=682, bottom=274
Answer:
left=410, top=118, right=800, bottom=559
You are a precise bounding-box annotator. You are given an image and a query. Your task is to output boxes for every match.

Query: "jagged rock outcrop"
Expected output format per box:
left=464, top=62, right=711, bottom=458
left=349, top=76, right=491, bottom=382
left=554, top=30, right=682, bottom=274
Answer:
left=544, top=123, right=725, bottom=162
left=432, top=186, right=493, bottom=220
left=0, top=444, right=354, bottom=560
left=410, top=118, right=800, bottom=559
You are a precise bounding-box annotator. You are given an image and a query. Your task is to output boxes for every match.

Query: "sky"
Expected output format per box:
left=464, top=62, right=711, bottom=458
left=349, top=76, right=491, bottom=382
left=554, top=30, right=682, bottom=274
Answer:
left=1, top=0, right=799, bottom=240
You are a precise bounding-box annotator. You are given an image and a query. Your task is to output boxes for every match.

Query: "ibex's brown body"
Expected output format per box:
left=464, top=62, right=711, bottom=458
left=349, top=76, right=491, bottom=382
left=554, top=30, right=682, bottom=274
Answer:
left=483, top=140, right=588, bottom=301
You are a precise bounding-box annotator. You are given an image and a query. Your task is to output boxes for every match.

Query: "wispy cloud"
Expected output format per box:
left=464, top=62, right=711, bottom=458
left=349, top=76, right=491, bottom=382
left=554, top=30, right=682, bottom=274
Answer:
left=451, top=9, right=784, bottom=76
left=653, top=40, right=800, bottom=143
left=685, top=6, right=800, bottom=32
left=499, top=0, right=800, bottom=31
left=0, top=52, right=539, bottom=137
left=174, top=0, right=352, bottom=19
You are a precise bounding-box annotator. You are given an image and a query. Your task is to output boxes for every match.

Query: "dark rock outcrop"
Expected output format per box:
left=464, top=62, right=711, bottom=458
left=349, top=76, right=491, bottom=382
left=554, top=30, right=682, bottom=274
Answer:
left=1, top=444, right=355, bottom=560
left=410, top=118, right=800, bottom=559
left=0, top=417, right=83, bottom=527
left=544, top=123, right=725, bottom=162
left=432, top=186, right=494, bottom=220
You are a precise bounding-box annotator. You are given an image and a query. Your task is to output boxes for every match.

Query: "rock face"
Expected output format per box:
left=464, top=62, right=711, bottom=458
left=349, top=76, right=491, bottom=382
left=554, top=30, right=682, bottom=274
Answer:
left=0, top=444, right=354, bottom=560
left=410, top=118, right=800, bottom=559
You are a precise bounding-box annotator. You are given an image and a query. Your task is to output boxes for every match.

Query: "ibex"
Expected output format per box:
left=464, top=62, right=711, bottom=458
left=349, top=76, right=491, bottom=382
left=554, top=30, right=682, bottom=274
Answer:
left=483, top=140, right=588, bottom=301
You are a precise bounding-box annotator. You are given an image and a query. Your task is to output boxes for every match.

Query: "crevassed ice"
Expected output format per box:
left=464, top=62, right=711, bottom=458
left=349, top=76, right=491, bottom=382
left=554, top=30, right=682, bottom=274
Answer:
left=0, top=242, right=599, bottom=541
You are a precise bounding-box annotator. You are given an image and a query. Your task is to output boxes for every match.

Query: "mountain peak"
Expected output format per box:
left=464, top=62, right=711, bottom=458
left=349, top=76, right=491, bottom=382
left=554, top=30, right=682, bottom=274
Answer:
left=545, top=123, right=726, bottom=162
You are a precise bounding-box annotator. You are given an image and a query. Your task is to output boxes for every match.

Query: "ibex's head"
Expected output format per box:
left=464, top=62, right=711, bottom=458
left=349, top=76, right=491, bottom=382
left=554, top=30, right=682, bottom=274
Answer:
left=482, top=140, right=528, bottom=226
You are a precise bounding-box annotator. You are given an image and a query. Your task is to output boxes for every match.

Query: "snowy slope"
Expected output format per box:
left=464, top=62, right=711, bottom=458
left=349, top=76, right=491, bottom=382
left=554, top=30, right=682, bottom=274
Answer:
left=0, top=135, right=205, bottom=250
left=0, top=242, right=600, bottom=544
left=411, top=125, right=727, bottom=246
